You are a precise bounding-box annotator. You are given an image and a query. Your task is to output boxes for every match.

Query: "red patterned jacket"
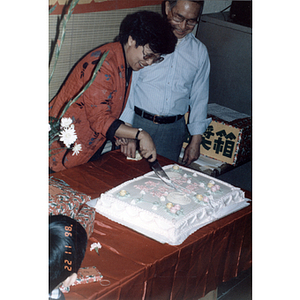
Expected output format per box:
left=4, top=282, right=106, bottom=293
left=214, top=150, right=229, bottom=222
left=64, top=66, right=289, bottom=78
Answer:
left=49, top=42, right=130, bottom=172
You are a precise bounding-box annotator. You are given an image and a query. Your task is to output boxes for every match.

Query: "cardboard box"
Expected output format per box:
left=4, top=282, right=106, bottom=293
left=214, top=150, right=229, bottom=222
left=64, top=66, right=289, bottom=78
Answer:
left=184, top=106, right=251, bottom=166
left=205, top=114, right=251, bottom=166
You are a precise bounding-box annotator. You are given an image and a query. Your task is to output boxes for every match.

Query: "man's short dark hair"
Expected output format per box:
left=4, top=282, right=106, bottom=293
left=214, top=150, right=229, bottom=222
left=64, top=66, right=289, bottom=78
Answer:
left=116, top=10, right=177, bottom=55
left=164, top=0, right=204, bottom=17
left=49, top=215, right=87, bottom=293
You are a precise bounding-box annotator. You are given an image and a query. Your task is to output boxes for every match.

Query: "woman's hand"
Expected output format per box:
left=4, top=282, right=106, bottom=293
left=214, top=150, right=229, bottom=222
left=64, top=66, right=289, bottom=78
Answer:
left=115, top=137, right=129, bottom=146
left=120, top=140, right=137, bottom=158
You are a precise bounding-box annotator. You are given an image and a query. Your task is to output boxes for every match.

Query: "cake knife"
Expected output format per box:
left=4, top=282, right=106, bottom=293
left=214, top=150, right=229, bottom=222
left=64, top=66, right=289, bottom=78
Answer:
left=148, top=158, right=178, bottom=190
left=149, top=157, right=215, bottom=209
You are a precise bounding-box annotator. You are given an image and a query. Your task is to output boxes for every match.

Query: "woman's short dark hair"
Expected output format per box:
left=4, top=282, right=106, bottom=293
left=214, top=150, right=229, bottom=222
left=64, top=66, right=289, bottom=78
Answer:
left=49, top=215, right=87, bottom=293
left=116, top=10, right=177, bottom=55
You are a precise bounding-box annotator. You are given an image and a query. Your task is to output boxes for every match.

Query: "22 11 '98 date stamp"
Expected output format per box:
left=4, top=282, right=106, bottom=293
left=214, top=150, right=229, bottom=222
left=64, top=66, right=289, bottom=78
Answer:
left=64, top=224, right=73, bottom=271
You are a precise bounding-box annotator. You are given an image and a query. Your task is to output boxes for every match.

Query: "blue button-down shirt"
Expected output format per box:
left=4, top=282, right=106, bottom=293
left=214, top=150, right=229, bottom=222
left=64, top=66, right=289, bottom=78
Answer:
left=120, top=33, right=212, bottom=136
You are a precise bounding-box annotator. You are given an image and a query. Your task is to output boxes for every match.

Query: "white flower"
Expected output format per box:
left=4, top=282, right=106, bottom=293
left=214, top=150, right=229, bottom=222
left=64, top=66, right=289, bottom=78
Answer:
left=48, top=123, right=51, bottom=132
left=152, top=205, right=158, bottom=210
left=160, top=196, right=166, bottom=202
left=59, top=126, right=77, bottom=148
left=90, top=242, right=102, bottom=251
left=60, top=117, right=73, bottom=129
left=90, top=242, right=102, bottom=255
left=72, top=143, right=82, bottom=156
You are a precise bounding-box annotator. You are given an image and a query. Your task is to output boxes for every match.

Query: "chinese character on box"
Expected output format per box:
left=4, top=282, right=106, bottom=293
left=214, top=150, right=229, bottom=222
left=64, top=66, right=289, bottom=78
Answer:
left=200, top=121, right=243, bottom=165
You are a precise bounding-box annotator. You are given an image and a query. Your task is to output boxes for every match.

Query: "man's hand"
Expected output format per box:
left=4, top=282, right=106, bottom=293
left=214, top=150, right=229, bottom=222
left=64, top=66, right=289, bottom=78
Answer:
left=114, top=124, right=157, bottom=162
left=138, top=130, right=157, bottom=162
left=182, top=135, right=202, bottom=166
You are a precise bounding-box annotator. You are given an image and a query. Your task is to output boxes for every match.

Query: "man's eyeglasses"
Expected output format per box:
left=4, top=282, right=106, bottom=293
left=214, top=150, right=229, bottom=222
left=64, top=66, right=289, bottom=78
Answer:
left=170, top=10, right=199, bottom=27
left=142, top=46, right=164, bottom=64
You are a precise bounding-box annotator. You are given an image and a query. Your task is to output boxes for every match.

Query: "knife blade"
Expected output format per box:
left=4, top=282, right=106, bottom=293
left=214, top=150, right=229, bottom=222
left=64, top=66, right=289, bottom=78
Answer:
left=148, top=159, right=177, bottom=190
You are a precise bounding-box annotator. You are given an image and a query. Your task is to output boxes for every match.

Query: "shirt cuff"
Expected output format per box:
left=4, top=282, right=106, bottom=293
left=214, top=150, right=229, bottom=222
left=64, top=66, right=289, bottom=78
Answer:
left=187, top=117, right=212, bottom=136
left=119, top=107, right=134, bottom=124
left=106, top=119, right=124, bottom=141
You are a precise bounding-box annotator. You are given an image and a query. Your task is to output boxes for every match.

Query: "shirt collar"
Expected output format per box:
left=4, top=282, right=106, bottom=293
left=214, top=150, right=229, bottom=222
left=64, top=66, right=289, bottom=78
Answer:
left=49, top=288, right=62, bottom=299
left=175, top=33, right=191, bottom=48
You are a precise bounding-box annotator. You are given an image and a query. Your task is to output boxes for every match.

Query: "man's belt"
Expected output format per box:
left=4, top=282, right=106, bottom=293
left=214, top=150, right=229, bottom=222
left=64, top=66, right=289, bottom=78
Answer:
left=134, top=106, right=184, bottom=124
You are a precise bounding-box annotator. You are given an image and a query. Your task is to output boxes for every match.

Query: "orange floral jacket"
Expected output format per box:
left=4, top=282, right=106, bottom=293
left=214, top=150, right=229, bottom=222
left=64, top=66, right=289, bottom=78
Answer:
left=49, top=42, right=130, bottom=172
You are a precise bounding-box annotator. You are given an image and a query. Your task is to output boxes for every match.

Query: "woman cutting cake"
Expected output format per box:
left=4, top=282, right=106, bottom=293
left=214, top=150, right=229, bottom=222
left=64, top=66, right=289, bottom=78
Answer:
left=49, top=11, right=177, bottom=172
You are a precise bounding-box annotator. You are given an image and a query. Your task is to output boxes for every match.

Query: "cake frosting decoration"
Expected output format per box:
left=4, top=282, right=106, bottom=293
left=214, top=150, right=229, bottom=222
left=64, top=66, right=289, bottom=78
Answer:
left=95, top=164, right=249, bottom=245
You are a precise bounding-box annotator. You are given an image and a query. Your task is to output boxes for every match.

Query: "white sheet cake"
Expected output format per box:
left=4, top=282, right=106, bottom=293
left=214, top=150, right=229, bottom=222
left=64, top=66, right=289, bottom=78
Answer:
left=95, top=164, right=249, bottom=245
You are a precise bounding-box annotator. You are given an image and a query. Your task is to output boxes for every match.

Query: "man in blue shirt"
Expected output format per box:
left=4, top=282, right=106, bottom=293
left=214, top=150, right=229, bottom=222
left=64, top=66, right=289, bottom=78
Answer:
left=120, top=0, right=211, bottom=165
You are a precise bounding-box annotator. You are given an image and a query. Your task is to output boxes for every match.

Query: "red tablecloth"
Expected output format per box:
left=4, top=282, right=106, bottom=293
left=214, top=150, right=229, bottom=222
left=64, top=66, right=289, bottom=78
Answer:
left=51, top=150, right=252, bottom=300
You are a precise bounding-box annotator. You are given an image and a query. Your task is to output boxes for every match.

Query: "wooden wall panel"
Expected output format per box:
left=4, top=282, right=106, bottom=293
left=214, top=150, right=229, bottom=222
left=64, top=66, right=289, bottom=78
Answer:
left=49, top=0, right=163, bottom=15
